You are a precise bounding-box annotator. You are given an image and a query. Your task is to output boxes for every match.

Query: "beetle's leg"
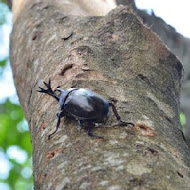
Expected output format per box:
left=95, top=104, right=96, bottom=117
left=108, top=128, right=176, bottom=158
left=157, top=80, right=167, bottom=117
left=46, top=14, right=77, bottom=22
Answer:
left=48, top=111, right=65, bottom=140
left=78, top=120, right=104, bottom=139
left=109, top=102, right=121, bottom=121
left=109, top=102, right=134, bottom=126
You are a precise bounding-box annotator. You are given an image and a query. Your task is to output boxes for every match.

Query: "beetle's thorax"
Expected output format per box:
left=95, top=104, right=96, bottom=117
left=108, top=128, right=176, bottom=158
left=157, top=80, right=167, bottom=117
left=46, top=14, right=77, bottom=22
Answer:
left=57, top=88, right=77, bottom=109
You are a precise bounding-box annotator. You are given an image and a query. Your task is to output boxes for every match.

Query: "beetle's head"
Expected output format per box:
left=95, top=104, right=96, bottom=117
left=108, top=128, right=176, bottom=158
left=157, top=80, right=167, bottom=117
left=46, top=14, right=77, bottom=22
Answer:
left=55, top=88, right=77, bottom=104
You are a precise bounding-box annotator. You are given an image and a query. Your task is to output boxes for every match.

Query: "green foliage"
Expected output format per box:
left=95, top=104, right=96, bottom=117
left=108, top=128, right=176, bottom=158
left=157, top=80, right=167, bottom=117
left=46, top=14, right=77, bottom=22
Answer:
left=0, top=99, right=33, bottom=190
left=180, top=112, right=186, bottom=128
left=0, top=2, right=33, bottom=190
left=0, top=99, right=31, bottom=152
left=0, top=58, right=7, bottom=66
left=0, top=58, right=7, bottom=75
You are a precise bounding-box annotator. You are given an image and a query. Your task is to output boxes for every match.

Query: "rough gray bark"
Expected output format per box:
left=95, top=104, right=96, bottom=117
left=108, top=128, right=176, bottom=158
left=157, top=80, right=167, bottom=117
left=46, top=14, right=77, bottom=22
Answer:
left=138, top=10, right=190, bottom=148
left=134, top=3, right=190, bottom=150
left=10, top=0, right=190, bottom=189
left=116, top=0, right=190, bottom=151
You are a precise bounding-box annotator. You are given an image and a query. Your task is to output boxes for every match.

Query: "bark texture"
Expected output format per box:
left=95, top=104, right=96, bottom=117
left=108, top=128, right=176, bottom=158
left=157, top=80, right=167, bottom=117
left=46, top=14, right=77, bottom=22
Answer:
left=136, top=7, right=190, bottom=150
left=10, top=0, right=190, bottom=189
left=116, top=0, right=190, bottom=150
left=8, top=0, right=117, bottom=22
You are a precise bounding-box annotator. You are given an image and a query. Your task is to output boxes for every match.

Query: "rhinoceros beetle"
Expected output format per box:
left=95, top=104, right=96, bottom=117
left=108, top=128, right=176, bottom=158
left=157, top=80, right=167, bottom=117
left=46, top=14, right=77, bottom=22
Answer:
left=38, top=79, right=134, bottom=139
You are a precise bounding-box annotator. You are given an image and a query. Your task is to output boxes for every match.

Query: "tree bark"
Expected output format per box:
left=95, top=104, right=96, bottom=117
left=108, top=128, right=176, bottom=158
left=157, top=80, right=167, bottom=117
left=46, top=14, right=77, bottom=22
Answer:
left=10, top=0, right=190, bottom=189
left=136, top=6, right=190, bottom=150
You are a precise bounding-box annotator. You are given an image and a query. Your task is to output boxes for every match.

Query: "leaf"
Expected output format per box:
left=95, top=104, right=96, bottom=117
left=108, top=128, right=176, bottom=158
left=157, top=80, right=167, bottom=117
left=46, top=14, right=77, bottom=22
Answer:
left=0, top=59, right=6, bottom=66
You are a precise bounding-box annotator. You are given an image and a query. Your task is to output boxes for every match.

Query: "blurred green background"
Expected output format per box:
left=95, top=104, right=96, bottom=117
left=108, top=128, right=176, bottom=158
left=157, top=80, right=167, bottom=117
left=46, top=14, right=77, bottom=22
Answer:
left=0, top=1, right=33, bottom=190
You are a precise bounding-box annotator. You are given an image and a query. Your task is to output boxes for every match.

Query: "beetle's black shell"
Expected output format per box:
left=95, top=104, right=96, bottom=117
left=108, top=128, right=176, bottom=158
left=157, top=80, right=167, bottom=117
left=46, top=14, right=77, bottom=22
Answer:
left=59, top=88, right=109, bottom=123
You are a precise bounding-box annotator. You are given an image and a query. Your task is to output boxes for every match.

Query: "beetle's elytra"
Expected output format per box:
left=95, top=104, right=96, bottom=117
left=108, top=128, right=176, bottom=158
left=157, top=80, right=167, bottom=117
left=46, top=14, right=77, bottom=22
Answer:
left=38, top=79, right=134, bottom=139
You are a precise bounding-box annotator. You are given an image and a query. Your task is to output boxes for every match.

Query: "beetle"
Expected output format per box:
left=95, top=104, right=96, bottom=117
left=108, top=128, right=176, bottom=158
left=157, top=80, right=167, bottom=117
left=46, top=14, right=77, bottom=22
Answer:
left=38, top=79, right=134, bottom=139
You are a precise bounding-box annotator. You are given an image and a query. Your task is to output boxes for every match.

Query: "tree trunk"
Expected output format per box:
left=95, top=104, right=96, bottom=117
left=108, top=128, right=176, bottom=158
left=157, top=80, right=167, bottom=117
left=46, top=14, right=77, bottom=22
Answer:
left=10, top=0, right=190, bottom=189
left=135, top=4, right=190, bottom=149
